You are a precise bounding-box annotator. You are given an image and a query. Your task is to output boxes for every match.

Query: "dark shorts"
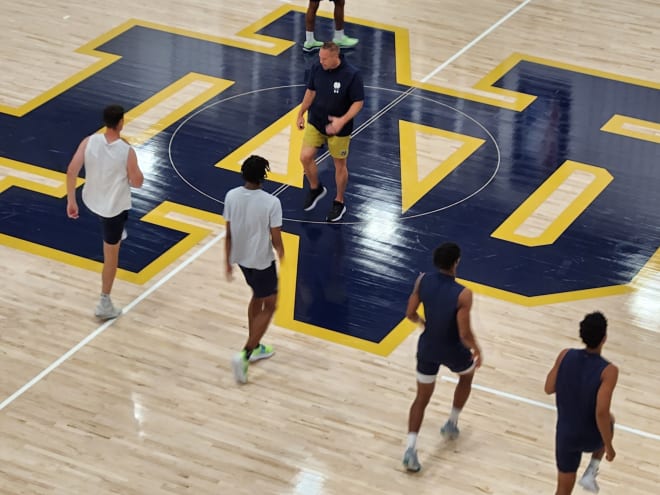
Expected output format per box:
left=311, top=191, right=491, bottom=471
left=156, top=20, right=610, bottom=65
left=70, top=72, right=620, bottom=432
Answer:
left=555, top=433, right=603, bottom=473
left=99, top=210, right=128, bottom=245
left=417, top=343, right=474, bottom=376
left=239, top=261, right=278, bottom=298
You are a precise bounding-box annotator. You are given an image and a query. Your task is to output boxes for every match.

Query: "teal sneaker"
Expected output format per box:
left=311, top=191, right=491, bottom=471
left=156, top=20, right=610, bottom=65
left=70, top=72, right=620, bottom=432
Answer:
left=249, top=343, right=275, bottom=362
left=440, top=420, right=460, bottom=440
left=402, top=447, right=421, bottom=472
left=302, top=40, right=323, bottom=52
left=232, top=350, right=249, bottom=384
left=333, top=35, right=359, bottom=49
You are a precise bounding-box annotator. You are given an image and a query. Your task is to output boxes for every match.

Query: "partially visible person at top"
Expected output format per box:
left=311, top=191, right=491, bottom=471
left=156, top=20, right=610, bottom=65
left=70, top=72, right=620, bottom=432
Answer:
left=303, top=0, right=359, bottom=52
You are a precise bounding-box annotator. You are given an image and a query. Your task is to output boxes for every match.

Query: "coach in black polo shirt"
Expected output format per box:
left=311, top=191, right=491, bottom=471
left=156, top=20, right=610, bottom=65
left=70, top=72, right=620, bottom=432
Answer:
left=296, top=41, right=364, bottom=222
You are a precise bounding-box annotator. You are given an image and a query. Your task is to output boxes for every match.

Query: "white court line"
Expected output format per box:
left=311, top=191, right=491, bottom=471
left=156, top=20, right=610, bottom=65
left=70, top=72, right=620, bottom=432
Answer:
left=441, top=376, right=660, bottom=441
left=0, top=232, right=226, bottom=412
left=1, top=1, right=535, bottom=409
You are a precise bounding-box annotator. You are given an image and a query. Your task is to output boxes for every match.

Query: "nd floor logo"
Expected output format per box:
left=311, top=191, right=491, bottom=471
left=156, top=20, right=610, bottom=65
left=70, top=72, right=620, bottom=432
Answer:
left=1, top=6, right=658, bottom=354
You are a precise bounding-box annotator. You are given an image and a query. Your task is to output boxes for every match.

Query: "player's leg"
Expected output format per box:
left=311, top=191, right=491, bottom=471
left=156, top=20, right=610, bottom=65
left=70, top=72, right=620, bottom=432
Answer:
left=555, top=432, right=581, bottom=495
left=556, top=471, right=578, bottom=495
left=95, top=211, right=127, bottom=319
left=331, top=0, right=359, bottom=48
left=578, top=414, right=615, bottom=492
left=303, top=1, right=323, bottom=51
left=403, top=360, right=440, bottom=472
left=441, top=346, right=477, bottom=439
left=326, top=135, right=350, bottom=222
left=301, top=126, right=328, bottom=210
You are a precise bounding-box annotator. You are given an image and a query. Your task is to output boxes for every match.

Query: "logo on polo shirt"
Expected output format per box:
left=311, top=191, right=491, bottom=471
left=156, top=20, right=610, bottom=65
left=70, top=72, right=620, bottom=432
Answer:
left=333, top=81, right=341, bottom=94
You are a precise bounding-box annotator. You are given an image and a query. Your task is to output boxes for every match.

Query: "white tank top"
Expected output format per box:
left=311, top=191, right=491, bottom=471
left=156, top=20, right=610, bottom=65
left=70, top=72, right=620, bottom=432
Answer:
left=82, top=133, right=132, bottom=217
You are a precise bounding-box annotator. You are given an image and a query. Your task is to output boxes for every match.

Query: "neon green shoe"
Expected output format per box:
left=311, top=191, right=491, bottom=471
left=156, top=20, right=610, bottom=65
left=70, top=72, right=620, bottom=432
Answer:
left=232, top=350, right=249, bottom=384
left=302, top=40, right=324, bottom=52
left=249, top=343, right=275, bottom=362
left=333, top=35, right=359, bottom=49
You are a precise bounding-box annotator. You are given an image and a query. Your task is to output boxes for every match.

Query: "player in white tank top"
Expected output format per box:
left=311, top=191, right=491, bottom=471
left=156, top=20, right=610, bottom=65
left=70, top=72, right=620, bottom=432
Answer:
left=66, top=105, right=144, bottom=320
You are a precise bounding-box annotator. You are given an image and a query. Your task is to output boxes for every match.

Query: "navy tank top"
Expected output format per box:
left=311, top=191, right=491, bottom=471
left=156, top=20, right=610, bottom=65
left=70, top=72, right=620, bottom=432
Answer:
left=417, top=272, right=464, bottom=360
left=555, top=349, right=609, bottom=439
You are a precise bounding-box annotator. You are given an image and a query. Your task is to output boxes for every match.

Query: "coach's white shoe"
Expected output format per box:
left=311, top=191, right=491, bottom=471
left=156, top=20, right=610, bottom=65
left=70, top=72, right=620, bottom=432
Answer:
left=95, top=294, right=122, bottom=320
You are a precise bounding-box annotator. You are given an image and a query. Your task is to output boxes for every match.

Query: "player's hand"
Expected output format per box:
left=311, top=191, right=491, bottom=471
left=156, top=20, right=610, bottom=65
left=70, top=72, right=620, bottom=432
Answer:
left=225, top=263, right=233, bottom=281
left=473, top=348, right=483, bottom=368
left=67, top=202, right=79, bottom=219
left=605, top=444, right=616, bottom=462
left=297, top=115, right=305, bottom=130
left=325, top=115, right=343, bottom=136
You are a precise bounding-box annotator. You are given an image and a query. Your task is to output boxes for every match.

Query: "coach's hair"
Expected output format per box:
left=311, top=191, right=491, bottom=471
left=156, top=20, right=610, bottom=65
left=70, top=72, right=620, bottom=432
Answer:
left=241, top=155, right=270, bottom=184
left=433, top=242, right=461, bottom=270
left=103, top=105, right=125, bottom=129
left=321, top=41, right=340, bottom=53
left=579, top=311, right=608, bottom=348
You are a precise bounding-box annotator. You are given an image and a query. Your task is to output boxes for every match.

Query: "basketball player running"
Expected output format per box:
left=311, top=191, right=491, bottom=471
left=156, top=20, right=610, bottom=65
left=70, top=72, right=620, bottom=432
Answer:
left=403, top=242, right=482, bottom=472
left=66, top=104, right=144, bottom=320
left=223, top=155, right=284, bottom=384
left=545, top=312, right=618, bottom=494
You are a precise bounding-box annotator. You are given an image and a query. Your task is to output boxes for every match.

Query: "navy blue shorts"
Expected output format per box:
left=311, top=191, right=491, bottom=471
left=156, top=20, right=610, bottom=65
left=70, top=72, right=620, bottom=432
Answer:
left=239, top=261, right=278, bottom=298
left=555, top=432, right=604, bottom=473
left=417, top=343, right=474, bottom=375
left=99, top=210, right=128, bottom=245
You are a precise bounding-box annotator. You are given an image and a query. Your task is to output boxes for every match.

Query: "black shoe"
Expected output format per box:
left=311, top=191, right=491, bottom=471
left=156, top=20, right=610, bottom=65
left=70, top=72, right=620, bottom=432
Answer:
left=326, top=201, right=347, bottom=222
left=303, top=185, right=327, bottom=211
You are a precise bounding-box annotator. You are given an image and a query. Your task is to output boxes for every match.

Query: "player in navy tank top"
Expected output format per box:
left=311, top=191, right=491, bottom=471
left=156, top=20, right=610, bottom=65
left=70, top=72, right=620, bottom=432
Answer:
left=545, top=312, right=618, bottom=494
left=402, top=242, right=483, bottom=472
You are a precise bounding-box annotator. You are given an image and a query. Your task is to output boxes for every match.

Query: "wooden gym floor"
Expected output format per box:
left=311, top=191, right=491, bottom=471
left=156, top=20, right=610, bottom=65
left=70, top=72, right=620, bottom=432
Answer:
left=0, top=0, right=659, bottom=493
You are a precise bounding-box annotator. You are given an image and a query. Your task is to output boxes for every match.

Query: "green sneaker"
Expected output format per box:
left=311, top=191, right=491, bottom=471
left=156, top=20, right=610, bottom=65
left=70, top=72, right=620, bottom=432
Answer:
left=302, top=40, right=323, bottom=52
left=249, top=343, right=275, bottom=362
left=333, top=35, right=359, bottom=49
left=232, top=350, right=248, bottom=384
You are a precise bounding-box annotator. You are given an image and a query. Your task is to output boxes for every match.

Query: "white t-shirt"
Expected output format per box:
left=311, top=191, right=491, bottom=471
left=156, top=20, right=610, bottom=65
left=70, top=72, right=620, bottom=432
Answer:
left=82, top=133, right=131, bottom=218
left=223, top=186, right=282, bottom=270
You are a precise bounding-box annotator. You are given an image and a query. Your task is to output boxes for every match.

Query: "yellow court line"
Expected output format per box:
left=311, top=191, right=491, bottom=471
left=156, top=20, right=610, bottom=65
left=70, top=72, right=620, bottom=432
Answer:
left=216, top=105, right=306, bottom=188
left=275, top=233, right=418, bottom=356
left=107, top=74, right=235, bottom=146
left=0, top=8, right=296, bottom=117
left=0, top=157, right=84, bottom=195
left=601, top=114, right=660, bottom=144
left=491, top=161, right=613, bottom=247
left=399, top=121, right=485, bottom=212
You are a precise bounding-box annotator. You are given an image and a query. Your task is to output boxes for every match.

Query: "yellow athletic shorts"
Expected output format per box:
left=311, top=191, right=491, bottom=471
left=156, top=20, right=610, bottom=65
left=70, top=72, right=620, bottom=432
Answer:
left=303, top=124, right=351, bottom=159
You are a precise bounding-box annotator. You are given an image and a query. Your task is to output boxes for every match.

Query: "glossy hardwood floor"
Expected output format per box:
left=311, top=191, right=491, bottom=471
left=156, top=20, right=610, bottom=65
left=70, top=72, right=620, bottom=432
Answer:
left=1, top=1, right=659, bottom=494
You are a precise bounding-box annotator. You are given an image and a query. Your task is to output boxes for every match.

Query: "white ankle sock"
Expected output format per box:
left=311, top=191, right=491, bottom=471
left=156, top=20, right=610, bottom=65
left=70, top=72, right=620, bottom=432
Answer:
left=448, top=407, right=461, bottom=425
left=305, top=31, right=316, bottom=43
left=406, top=432, right=417, bottom=449
left=586, top=458, right=601, bottom=474
left=334, top=29, right=344, bottom=40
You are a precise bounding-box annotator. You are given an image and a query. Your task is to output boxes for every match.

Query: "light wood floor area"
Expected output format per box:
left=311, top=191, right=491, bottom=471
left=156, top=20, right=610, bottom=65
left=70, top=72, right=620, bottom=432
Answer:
left=1, top=0, right=659, bottom=494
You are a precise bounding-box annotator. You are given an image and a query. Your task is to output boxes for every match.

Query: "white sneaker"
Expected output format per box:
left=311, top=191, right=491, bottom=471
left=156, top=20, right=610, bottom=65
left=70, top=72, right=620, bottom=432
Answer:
left=578, top=468, right=599, bottom=493
left=94, top=295, right=122, bottom=320
left=440, top=420, right=460, bottom=440
left=402, top=447, right=421, bottom=472
left=232, top=351, right=249, bottom=384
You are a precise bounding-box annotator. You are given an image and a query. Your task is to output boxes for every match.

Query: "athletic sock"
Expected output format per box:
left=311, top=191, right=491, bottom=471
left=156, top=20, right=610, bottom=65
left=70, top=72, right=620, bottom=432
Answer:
left=406, top=432, right=417, bottom=449
left=305, top=31, right=315, bottom=43
left=334, top=29, right=344, bottom=40
left=448, top=407, right=461, bottom=425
